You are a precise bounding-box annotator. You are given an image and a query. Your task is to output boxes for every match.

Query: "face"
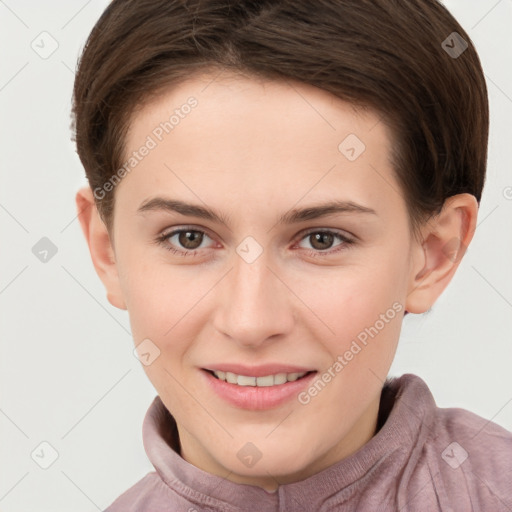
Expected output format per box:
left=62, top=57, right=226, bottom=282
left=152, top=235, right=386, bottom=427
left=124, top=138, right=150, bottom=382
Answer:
left=108, top=69, right=417, bottom=491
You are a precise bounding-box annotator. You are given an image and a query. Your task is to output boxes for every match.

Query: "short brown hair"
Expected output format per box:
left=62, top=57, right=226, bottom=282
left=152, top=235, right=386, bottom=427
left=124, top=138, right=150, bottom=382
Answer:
left=71, top=0, right=489, bottom=240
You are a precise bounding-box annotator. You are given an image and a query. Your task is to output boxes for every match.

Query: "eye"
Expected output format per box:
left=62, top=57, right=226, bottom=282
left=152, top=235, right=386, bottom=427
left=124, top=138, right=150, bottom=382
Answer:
left=295, top=229, right=355, bottom=256
left=155, top=226, right=355, bottom=258
left=156, top=227, right=214, bottom=256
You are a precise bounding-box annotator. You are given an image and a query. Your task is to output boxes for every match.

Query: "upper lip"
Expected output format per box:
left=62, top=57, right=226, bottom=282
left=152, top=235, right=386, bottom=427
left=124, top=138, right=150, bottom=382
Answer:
left=202, top=364, right=316, bottom=377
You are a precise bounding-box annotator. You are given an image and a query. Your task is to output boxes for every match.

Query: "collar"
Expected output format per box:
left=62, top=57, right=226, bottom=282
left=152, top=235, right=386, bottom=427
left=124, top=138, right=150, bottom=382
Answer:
left=142, top=373, right=436, bottom=511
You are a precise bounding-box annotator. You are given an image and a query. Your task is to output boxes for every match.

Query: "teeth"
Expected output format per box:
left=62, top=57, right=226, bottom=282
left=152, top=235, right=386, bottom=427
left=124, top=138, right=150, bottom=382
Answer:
left=212, top=370, right=308, bottom=386
left=274, top=373, right=287, bottom=385
left=226, top=372, right=237, bottom=384
left=237, top=375, right=256, bottom=386
left=256, top=375, right=274, bottom=387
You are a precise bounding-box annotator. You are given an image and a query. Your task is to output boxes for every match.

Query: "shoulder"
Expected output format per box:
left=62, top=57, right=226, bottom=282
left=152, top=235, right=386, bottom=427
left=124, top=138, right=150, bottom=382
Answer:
left=408, top=404, right=512, bottom=510
left=433, top=405, right=512, bottom=472
left=437, top=406, right=511, bottom=482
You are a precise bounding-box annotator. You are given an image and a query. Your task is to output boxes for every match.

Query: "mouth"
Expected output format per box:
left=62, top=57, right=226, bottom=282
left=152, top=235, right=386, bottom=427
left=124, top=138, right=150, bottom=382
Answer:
left=203, top=368, right=317, bottom=387
left=200, top=368, right=318, bottom=410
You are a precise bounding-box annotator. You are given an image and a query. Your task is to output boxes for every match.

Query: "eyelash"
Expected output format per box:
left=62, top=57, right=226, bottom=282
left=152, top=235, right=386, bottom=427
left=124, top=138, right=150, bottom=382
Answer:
left=155, top=226, right=356, bottom=258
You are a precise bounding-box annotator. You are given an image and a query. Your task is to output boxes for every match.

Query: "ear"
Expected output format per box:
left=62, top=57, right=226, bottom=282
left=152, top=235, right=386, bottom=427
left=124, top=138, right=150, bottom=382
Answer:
left=405, top=193, right=478, bottom=314
left=75, top=186, right=127, bottom=310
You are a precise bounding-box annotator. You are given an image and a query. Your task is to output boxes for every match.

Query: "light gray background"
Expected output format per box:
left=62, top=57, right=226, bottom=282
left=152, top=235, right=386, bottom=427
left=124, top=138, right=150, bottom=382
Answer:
left=1, top=1, right=511, bottom=510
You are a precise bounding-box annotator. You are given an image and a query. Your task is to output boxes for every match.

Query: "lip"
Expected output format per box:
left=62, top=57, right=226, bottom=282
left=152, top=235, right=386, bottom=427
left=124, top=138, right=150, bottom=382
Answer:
left=202, top=363, right=315, bottom=377
left=201, top=368, right=318, bottom=410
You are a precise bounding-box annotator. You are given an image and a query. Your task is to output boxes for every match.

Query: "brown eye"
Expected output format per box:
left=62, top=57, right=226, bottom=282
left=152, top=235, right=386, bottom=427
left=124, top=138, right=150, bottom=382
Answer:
left=308, top=232, right=336, bottom=251
left=296, top=229, right=355, bottom=256
left=156, top=227, right=213, bottom=255
left=177, top=230, right=204, bottom=250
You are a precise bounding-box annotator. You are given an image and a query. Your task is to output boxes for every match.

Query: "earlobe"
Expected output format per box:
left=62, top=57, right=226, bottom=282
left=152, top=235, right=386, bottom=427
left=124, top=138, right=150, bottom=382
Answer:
left=405, top=193, right=478, bottom=315
left=75, top=186, right=127, bottom=311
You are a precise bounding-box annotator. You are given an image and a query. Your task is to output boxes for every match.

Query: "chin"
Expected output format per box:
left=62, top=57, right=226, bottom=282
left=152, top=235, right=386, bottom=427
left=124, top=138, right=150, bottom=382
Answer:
left=226, top=445, right=315, bottom=481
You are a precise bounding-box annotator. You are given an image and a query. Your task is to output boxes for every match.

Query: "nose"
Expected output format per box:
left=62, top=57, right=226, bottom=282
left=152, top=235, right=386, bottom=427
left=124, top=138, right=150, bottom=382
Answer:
left=212, top=249, right=294, bottom=349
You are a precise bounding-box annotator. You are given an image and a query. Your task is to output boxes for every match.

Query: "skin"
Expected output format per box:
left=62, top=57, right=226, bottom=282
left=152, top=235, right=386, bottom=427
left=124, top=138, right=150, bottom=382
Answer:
left=77, top=68, right=478, bottom=492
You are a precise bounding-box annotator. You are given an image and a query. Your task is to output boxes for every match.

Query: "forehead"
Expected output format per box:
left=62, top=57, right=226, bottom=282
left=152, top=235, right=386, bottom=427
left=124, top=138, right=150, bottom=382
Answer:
left=128, top=69, right=386, bottom=150
left=117, top=70, right=404, bottom=225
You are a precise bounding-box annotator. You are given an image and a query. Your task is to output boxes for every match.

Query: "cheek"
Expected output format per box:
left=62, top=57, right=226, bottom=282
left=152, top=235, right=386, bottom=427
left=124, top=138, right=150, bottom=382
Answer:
left=120, top=233, right=406, bottom=355
left=301, top=258, right=403, bottom=329
left=121, top=262, right=201, bottom=408
left=117, top=250, right=186, bottom=342
left=302, top=265, right=404, bottom=419
left=119, top=255, right=218, bottom=380
left=296, top=253, right=405, bottom=371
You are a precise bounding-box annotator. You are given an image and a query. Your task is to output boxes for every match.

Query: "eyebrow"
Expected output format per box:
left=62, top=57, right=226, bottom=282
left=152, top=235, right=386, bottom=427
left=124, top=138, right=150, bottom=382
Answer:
left=137, top=197, right=377, bottom=226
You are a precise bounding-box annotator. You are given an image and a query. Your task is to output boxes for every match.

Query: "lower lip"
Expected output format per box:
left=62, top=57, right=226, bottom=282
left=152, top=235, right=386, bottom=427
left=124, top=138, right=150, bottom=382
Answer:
left=201, top=369, right=317, bottom=410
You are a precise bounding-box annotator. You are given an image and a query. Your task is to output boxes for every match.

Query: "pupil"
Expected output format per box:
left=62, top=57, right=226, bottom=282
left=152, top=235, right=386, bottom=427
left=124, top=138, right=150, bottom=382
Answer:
left=312, top=232, right=333, bottom=250
left=180, top=231, right=202, bottom=249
